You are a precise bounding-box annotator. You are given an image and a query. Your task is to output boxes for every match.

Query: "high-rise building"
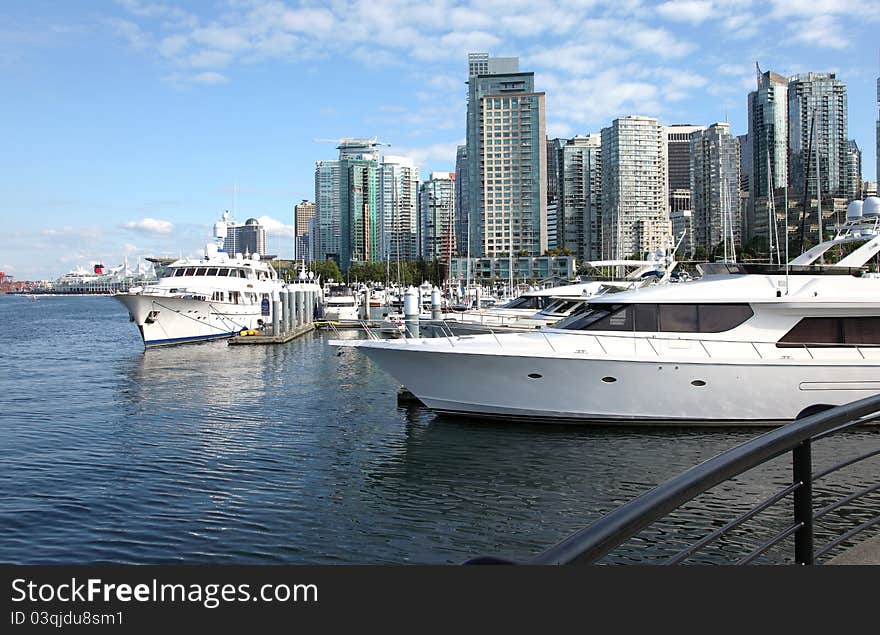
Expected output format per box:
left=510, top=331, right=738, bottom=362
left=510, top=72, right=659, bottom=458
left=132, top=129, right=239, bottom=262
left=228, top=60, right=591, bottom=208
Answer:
left=468, top=52, right=519, bottom=78
left=545, top=137, right=567, bottom=252
left=846, top=140, right=863, bottom=201
left=559, top=134, right=601, bottom=260
left=747, top=67, right=788, bottom=239
left=225, top=218, right=267, bottom=257
left=419, top=172, right=456, bottom=263
left=294, top=200, right=316, bottom=262
left=690, top=123, right=741, bottom=257
left=465, top=53, right=547, bottom=258
left=314, top=160, right=341, bottom=263
left=337, top=138, right=381, bottom=269
left=737, top=134, right=751, bottom=193
left=378, top=155, right=419, bottom=264
left=454, top=145, right=468, bottom=256
left=876, top=74, right=879, bottom=185
left=788, top=72, right=848, bottom=199
left=601, top=116, right=669, bottom=259
left=665, top=124, right=705, bottom=215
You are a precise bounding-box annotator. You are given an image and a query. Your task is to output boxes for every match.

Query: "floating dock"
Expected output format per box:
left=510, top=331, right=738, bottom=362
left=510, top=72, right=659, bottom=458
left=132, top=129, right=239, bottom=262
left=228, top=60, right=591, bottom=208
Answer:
left=228, top=322, right=316, bottom=345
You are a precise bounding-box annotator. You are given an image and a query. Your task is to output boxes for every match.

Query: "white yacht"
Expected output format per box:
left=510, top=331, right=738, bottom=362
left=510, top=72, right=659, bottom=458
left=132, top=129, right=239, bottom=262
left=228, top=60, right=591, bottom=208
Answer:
left=116, top=213, right=286, bottom=347
left=335, top=200, right=880, bottom=425
left=322, top=284, right=361, bottom=322
left=426, top=252, right=683, bottom=336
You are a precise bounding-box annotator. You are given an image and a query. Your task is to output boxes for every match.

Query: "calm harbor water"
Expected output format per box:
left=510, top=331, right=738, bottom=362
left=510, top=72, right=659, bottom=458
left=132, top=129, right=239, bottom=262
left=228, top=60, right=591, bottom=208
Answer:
left=1, top=294, right=878, bottom=564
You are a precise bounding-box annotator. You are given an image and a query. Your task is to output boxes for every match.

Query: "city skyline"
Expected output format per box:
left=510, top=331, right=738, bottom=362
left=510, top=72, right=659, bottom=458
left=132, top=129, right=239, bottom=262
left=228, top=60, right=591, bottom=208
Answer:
left=3, top=0, right=880, bottom=280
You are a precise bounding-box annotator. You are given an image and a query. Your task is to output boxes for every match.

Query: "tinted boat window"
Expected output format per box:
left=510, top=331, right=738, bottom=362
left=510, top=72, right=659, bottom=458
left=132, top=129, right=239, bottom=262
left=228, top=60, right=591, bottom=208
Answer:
left=195, top=268, right=207, bottom=276
left=843, top=317, right=880, bottom=344
left=659, top=304, right=698, bottom=332
left=698, top=304, right=755, bottom=333
left=206, top=268, right=219, bottom=276
left=634, top=304, right=658, bottom=331
left=778, top=317, right=880, bottom=346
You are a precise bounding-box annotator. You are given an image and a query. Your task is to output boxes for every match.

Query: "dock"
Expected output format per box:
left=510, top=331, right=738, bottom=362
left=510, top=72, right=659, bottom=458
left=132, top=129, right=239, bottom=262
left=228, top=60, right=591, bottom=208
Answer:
left=228, top=322, right=316, bottom=345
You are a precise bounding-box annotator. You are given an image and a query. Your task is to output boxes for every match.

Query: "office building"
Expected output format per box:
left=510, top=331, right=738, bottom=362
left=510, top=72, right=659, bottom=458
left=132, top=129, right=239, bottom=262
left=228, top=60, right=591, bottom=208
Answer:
left=225, top=218, right=267, bottom=257
left=454, top=145, right=469, bottom=256
left=294, top=200, right=316, bottom=262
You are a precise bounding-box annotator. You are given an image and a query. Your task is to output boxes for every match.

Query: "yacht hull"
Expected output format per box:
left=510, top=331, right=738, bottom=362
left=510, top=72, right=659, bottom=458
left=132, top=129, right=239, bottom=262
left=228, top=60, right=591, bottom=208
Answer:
left=353, top=341, right=880, bottom=425
left=116, top=294, right=264, bottom=347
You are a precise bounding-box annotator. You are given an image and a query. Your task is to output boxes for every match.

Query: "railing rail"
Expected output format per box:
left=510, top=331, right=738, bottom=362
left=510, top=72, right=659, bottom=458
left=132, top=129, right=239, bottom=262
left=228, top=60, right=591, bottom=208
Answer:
left=467, top=393, right=880, bottom=565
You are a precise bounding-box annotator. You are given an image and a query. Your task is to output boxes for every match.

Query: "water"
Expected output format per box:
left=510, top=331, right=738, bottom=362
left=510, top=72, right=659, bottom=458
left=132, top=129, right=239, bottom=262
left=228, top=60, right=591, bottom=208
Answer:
left=1, top=295, right=878, bottom=564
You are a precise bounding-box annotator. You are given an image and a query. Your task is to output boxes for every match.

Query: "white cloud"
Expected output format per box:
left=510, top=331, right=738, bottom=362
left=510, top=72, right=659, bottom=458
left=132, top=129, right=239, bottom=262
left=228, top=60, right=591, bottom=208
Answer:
left=656, top=1, right=715, bottom=24
left=122, top=218, right=174, bottom=235
left=255, top=215, right=295, bottom=240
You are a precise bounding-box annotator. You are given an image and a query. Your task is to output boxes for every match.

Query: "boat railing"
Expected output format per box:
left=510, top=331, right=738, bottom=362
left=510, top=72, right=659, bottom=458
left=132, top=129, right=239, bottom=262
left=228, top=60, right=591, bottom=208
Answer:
left=466, top=392, right=880, bottom=565
left=421, top=326, right=880, bottom=361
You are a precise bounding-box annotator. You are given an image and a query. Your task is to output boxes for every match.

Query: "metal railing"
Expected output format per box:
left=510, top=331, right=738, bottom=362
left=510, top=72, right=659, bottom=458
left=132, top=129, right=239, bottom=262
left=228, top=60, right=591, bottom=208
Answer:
left=418, top=323, right=880, bottom=361
left=467, top=393, right=880, bottom=565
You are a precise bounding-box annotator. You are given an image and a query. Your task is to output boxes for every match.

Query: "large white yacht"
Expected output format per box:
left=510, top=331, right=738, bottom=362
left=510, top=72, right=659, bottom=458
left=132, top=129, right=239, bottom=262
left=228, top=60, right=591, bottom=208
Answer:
left=336, top=200, right=880, bottom=425
left=116, top=213, right=287, bottom=347
left=425, top=253, right=683, bottom=336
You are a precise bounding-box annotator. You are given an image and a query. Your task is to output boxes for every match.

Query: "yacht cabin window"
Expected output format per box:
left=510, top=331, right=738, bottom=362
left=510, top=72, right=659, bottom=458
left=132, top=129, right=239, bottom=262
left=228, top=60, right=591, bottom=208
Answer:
left=556, top=303, right=754, bottom=333
left=777, top=317, right=880, bottom=347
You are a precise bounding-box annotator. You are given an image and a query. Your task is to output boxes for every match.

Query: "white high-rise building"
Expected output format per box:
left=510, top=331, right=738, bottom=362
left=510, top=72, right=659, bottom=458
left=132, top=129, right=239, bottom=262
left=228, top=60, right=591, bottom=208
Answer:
left=378, top=155, right=419, bottom=263
left=466, top=53, right=547, bottom=258
left=559, top=134, right=601, bottom=260
left=690, top=123, right=741, bottom=256
left=601, top=116, right=669, bottom=259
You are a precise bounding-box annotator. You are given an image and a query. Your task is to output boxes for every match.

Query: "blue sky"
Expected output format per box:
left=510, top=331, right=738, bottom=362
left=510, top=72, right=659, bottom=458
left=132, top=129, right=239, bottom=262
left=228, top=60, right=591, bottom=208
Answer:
left=2, top=0, right=879, bottom=280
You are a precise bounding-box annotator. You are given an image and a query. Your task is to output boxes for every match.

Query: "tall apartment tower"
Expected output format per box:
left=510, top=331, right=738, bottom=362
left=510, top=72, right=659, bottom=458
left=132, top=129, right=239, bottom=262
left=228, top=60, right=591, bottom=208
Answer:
left=454, top=145, right=468, bottom=255
left=419, top=172, right=456, bottom=262
left=314, top=160, right=341, bottom=263
left=559, top=134, right=601, bottom=260
left=546, top=137, right=566, bottom=252
left=665, top=124, right=706, bottom=211
left=466, top=53, right=547, bottom=258
left=876, top=73, right=879, bottom=185
left=747, top=67, right=788, bottom=238
left=846, top=140, right=863, bottom=201
left=788, top=72, right=849, bottom=198
left=690, top=123, right=741, bottom=256
left=601, top=116, right=669, bottom=259
left=378, top=155, right=420, bottom=264
left=294, top=200, right=316, bottom=262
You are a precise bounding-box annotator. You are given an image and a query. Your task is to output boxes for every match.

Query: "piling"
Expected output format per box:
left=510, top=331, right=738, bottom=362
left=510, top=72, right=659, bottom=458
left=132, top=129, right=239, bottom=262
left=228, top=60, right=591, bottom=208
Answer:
left=285, top=287, right=294, bottom=332
left=272, top=292, right=281, bottom=336
left=404, top=286, right=419, bottom=338
left=431, top=286, right=442, bottom=320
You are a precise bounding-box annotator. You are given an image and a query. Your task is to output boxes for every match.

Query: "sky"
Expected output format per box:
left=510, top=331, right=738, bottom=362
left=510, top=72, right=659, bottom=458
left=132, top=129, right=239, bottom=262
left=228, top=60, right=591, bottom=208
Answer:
left=2, top=0, right=879, bottom=281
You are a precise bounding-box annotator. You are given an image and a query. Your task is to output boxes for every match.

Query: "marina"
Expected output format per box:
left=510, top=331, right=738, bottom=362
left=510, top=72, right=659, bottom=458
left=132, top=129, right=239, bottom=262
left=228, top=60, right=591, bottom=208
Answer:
left=1, top=294, right=878, bottom=564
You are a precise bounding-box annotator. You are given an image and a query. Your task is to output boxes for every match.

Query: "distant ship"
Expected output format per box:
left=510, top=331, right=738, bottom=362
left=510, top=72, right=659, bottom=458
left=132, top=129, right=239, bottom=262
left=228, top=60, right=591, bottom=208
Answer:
left=32, top=260, right=157, bottom=295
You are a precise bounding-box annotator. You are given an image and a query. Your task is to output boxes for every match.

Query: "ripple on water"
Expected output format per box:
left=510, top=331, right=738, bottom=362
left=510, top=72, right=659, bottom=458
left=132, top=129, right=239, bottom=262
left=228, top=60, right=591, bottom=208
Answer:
left=1, top=296, right=880, bottom=564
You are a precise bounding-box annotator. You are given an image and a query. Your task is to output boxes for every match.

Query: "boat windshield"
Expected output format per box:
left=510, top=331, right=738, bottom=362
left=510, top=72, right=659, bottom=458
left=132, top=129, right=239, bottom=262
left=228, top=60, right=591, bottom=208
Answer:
left=554, top=302, right=754, bottom=333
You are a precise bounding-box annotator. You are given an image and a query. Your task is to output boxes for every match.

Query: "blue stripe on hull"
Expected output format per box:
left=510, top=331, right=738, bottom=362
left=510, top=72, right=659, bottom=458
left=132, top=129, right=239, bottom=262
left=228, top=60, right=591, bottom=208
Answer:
left=143, top=331, right=239, bottom=348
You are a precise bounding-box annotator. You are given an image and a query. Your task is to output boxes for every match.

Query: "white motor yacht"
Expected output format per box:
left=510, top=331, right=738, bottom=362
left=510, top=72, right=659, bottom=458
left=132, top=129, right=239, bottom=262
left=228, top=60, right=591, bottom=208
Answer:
left=335, top=200, right=880, bottom=425
left=116, top=212, right=293, bottom=348
left=322, top=284, right=361, bottom=322
left=425, top=251, right=683, bottom=336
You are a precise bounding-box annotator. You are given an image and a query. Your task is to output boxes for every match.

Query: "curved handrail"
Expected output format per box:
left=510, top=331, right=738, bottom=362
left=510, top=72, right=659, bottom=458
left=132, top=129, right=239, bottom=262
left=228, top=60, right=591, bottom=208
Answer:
left=479, top=393, right=880, bottom=565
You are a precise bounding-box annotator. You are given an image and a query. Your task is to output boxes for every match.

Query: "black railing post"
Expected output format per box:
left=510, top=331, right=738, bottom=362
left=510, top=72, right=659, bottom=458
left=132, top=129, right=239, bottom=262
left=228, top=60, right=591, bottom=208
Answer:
left=793, top=440, right=814, bottom=565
